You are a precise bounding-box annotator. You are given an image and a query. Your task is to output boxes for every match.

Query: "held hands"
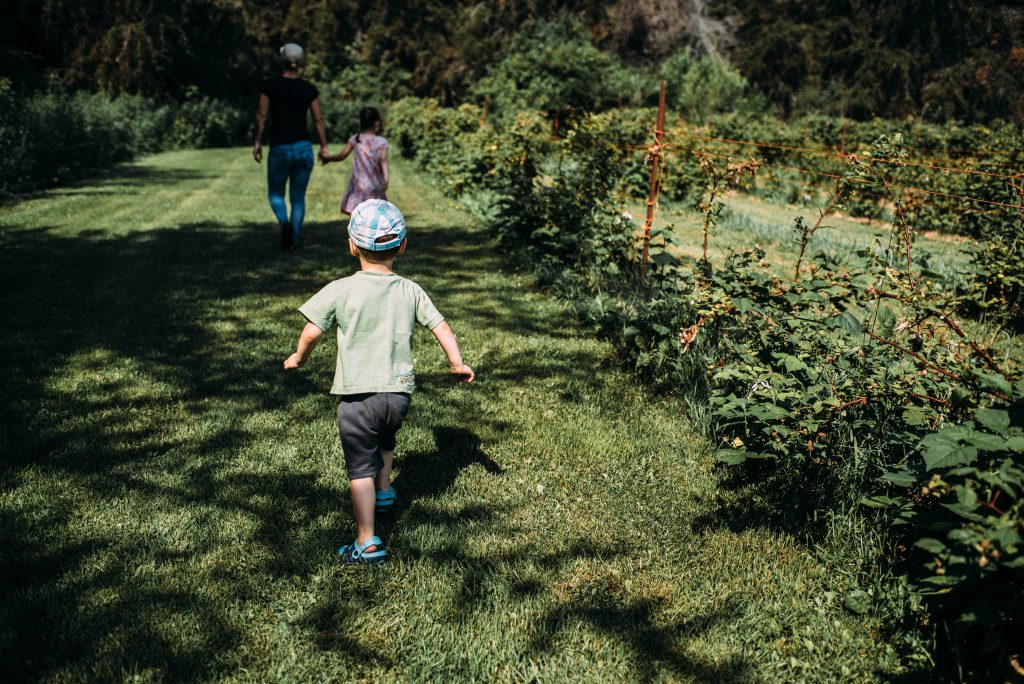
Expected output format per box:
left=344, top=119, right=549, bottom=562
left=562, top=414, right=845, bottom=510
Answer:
left=450, top=363, right=475, bottom=383
left=318, top=147, right=331, bottom=165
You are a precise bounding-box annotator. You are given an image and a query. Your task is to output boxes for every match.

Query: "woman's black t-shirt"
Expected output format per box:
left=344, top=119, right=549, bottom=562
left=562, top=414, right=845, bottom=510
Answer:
left=260, top=76, right=319, bottom=146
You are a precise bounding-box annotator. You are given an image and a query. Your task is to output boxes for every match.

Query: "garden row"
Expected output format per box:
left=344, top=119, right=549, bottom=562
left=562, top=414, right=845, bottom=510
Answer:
left=485, top=105, right=1024, bottom=241
left=389, top=97, right=1024, bottom=681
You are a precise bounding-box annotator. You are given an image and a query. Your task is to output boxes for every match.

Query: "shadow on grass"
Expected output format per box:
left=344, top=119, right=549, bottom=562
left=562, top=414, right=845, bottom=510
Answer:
left=306, top=430, right=751, bottom=680
left=0, top=210, right=538, bottom=679
left=0, top=217, right=338, bottom=679
left=0, top=185, right=602, bottom=679
left=0, top=188, right=733, bottom=679
left=687, top=460, right=803, bottom=535
left=399, top=223, right=576, bottom=339
left=0, top=161, right=219, bottom=206
left=390, top=426, right=503, bottom=502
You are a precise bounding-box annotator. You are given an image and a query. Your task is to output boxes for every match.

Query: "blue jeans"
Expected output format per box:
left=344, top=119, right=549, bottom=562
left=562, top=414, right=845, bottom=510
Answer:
left=267, top=141, right=314, bottom=244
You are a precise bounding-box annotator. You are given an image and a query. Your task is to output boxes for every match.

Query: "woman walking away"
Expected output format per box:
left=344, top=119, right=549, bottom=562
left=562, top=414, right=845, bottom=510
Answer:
left=253, top=43, right=329, bottom=250
left=321, top=107, right=388, bottom=215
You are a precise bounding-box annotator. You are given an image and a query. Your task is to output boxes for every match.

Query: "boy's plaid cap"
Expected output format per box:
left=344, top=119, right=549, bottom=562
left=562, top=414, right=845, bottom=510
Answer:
left=347, top=199, right=407, bottom=251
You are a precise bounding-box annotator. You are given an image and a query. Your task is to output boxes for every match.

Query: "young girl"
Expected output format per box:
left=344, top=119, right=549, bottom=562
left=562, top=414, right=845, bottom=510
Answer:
left=321, top=107, right=389, bottom=215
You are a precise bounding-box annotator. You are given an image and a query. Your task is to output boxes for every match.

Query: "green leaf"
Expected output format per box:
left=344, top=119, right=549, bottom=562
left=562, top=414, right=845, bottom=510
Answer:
left=902, top=407, right=930, bottom=426
left=836, top=311, right=862, bottom=335
left=750, top=404, right=791, bottom=421
left=921, top=575, right=960, bottom=588
left=914, top=537, right=947, bottom=554
left=921, top=432, right=978, bottom=470
left=860, top=495, right=900, bottom=508
left=874, top=305, right=897, bottom=339
left=972, top=432, right=1007, bottom=452
left=880, top=471, right=916, bottom=488
left=955, top=485, right=978, bottom=511
left=974, top=408, right=1010, bottom=435
left=973, top=371, right=1013, bottom=396
left=843, top=589, right=871, bottom=615
left=733, top=297, right=755, bottom=313
left=783, top=355, right=807, bottom=373
left=715, top=449, right=748, bottom=465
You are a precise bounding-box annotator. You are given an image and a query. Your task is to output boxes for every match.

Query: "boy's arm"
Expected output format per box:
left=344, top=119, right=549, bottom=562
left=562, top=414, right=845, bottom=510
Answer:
left=430, top=321, right=474, bottom=382
left=284, top=322, right=325, bottom=370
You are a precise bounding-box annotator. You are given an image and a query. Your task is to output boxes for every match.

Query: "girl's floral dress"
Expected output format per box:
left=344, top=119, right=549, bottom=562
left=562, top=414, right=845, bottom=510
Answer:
left=340, top=132, right=388, bottom=214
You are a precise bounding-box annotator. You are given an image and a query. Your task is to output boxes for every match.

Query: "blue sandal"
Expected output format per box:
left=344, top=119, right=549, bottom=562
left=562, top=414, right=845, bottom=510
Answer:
left=337, top=536, right=387, bottom=564
left=375, top=487, right=396, bottom=512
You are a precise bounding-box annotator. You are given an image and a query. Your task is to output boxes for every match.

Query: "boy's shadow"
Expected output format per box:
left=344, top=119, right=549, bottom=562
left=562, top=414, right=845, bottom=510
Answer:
left=388, top=426, right=502, bottom=508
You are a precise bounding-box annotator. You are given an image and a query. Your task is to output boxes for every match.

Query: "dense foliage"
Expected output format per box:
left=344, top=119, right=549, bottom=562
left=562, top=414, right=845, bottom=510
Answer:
left=389, top=96, right=1024, bottom=681
left=3, top=0, right=1022, bottom=122
left=4, top=2, right=1020, bottom=196
left=0, top=79, right=247, bottom=196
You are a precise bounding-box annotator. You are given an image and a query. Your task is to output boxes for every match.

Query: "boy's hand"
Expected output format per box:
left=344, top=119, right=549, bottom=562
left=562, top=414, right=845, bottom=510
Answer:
left=283, top=353, right=305, bottom=370
left=450, top=364, right=474, bottom=383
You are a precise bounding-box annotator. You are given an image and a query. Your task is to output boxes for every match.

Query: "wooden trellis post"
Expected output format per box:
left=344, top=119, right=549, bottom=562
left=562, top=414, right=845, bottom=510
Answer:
left=640, top=80, right=667, bottom=282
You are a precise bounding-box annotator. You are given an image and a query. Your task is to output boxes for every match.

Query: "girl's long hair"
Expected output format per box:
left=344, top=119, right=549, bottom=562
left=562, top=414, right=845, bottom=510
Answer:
left=355, top=107, right=382, bottom=143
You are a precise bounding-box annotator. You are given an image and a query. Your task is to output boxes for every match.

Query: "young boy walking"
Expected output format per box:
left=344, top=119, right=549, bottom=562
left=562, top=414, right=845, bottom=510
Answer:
left=283, top=199, right=474, bottom=564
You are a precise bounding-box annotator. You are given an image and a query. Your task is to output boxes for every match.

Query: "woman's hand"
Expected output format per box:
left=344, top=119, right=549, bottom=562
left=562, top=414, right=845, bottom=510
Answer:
left=252, top=141, right=262, bottom=163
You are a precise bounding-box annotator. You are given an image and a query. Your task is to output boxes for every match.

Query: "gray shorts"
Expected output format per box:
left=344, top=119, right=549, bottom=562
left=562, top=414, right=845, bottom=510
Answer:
left=336, top=392, right=411, bottom=480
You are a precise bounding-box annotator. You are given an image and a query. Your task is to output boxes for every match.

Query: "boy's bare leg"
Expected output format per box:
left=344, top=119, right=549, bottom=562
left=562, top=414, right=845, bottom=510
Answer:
left=375, top=449, right=394, bottom=492
left=350, top=477, right=377, bottom=549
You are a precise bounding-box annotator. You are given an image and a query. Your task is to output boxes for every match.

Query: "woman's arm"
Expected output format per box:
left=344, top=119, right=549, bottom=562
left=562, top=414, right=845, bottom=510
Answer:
left=310, top=98, right=329, bottom=160
left=380, top=146, right=389, bottom=190
left=322, top=142, right=354, bottom=164
left=253, top=94, right=269, bottom=163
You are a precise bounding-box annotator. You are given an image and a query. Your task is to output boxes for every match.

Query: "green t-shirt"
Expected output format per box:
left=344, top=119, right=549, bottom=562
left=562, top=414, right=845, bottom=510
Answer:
left=299, top=271, right=444, bottom=395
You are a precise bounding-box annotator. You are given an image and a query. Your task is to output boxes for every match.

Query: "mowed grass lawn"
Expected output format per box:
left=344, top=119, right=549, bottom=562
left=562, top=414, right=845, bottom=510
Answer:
left=2, top=151, right=915, bottom=682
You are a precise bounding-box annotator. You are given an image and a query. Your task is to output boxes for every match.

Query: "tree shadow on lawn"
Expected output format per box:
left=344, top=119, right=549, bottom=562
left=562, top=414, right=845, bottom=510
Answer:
left=308, top=514, right=754, bottom=680
left=0, top=213, right=583, bottom=679
left=687, top=460, right=805, bottom=536
left=688, top=456, right=880, bottom=545
left=0, top=219, right=355, bottom=679
left=306, top=427, right=753, bottom=681
left=1, top=165, right=219, bottom=206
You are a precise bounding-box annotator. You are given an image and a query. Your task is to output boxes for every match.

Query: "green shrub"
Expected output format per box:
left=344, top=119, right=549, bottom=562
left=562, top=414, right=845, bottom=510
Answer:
left=167, top=89, right=248, bottom=149
left=471, top=18, right=645, bottom=124
left=883, top=390, right=1024, bottom=681
left=659, top=50, right=765, bottom=123
left=0, top=80, right=248, bottom=196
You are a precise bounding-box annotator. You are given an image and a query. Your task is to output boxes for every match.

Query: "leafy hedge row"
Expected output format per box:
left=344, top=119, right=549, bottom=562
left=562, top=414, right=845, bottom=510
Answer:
left=0, top=80, right=249, bottom=196
left=390, top=97, right=1024, bottom=681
